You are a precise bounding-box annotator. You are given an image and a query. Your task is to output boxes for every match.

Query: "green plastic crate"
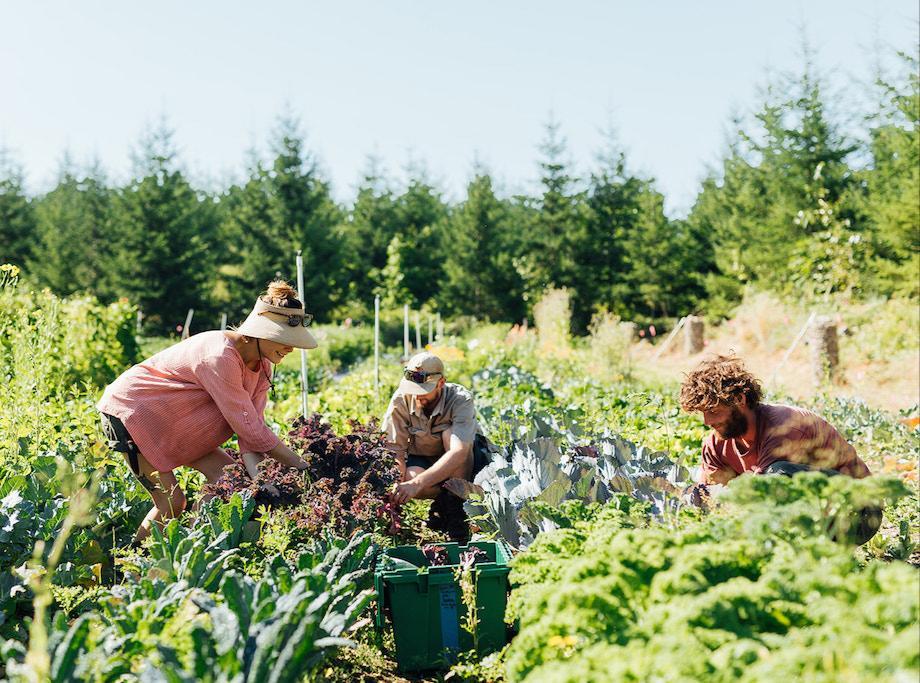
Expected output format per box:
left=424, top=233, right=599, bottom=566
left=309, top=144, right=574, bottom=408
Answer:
left=374, top=540, right=513, bottom=672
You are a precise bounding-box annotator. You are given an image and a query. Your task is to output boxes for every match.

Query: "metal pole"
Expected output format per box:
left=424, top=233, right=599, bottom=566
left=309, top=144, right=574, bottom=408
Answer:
left=428, top=315, right=433, bottom=345
left=436, top=313, right=443, bottom=342
left=182, top=309, right=194, bottom=339
left=296, top=250, right=309, bottom=418
left=415, top=312, right=422, bottom=350
left=403, top=304, right=410, bottom=359
left=219, top=313, right=227, bottom=331
left=374, top=295, right=380, bottom=404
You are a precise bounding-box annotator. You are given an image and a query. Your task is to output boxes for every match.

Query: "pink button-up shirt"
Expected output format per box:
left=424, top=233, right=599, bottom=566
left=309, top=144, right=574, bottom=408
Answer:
left=97, top=331, right=280, bottom=472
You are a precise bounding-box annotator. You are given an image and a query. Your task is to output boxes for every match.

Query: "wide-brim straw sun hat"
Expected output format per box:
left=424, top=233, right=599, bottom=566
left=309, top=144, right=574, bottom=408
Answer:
left=236, top=298, right=318, bottom=349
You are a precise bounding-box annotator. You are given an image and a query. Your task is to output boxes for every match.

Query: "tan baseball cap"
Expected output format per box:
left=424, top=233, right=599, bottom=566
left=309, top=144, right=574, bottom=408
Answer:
left=236, top=298, right=318, bottom=349
left=398, top=352, right=445, bottom=395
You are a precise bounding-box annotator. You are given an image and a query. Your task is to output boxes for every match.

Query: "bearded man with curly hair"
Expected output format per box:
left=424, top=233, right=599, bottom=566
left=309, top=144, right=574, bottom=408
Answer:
left=679, top=355, right=872, bottom=486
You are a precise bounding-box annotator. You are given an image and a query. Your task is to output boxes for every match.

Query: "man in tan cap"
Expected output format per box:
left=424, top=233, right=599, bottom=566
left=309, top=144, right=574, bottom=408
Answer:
left=383, top=351, right=482, bottom=541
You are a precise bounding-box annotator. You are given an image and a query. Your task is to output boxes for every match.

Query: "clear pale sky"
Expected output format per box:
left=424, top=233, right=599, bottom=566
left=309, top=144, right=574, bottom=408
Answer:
left=1, top=1, right=917, bottom=217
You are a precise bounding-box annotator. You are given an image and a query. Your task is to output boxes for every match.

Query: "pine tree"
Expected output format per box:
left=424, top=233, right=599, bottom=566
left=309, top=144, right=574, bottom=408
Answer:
left=0, top=150, right=36, bottom=268
left=440, top=170, right=525, bottom=321
left=340, top=158, right=401, bottom=309
left=108, top=123, right=218, bottom=332
left=222, top=116, right=344, bottom=321
left=32, top=157, right=111, bottom=296
left=860, top=50, right=920, bottom=298
left=380, top=176, right=448, bottom=308
left=575, top=133, right=645, bottom=328
left=689, top=56, right=859, bottom=302
left=519, top=120, right=585, bottom=315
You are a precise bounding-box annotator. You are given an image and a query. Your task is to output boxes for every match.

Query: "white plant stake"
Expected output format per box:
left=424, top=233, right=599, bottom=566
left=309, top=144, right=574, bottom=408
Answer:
left=219, top=312, right=227, bottom=331
left=403, top=304, right=410, bottom=359
left=296, top=250, right=309, bottom=418
left=374, top=295, right=380, bottom=405
left=428, top=315, right=433, bottom=345
left=182, top=309, right=194, bottom=340
left=415, top=312, right=421, bottom=350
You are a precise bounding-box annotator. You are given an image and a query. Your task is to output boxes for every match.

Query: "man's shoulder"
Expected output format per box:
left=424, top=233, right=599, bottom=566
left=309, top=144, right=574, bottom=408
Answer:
left=443, top=383, right=476, bottom=418
left=444, top=383, right=474, bottom=403
left=759, top=402, right=822, bottom=423
left=758, top=403, right=829, bottom=435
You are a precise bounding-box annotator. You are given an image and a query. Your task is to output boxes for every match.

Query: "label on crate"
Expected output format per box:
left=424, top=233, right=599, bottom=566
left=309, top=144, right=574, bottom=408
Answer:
left=438, top=584, right=460, bottom=655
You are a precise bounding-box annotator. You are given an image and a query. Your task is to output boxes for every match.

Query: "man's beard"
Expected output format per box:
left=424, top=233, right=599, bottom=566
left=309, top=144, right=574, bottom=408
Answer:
left=716, top=407, right=749, bottom=439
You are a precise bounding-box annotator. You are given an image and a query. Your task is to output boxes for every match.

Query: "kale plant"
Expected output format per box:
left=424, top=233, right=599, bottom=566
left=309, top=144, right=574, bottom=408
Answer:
left=465, top=431, right=692, bottom=548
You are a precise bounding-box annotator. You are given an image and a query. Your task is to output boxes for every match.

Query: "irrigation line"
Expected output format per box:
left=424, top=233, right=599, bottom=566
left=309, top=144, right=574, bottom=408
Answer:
left=769, top=311, right=816, bottom=387
left=652, top=316, right=687, bottom=361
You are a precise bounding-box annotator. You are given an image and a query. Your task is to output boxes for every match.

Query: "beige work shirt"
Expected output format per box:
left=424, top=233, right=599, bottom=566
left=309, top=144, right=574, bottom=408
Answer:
left=382, top=383, right=478, bottom=459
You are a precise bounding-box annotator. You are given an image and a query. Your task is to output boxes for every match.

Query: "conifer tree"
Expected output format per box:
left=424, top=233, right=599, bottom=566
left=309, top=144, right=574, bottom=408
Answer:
left=860, top=50, right=920, bottom=298
left=341, top=158, right=401, bottom=308
left=689, top=56, right=858, bottom=303
left=380, top=175, right=448, bottom=308
left=440, top=170, right=525, bottom=321
left=222, top=116, right=344, bottom=321
left=32, top=157, right=111, bottom=296
left=108, top=123, right=218, bottom=332
left=0, top=150, right=36, bottom=268
left=519, top=120, right=585, bottom=315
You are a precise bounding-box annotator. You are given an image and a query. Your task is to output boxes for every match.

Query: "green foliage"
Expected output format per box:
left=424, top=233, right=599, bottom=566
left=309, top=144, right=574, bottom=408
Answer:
left=31, top=160, right=111, bottom=297
left=339, top=160, right=402, bottom=307
left=108, top=123, right=220, bottom=333
left=860, top=51, right=920, bottom=298
left=221, top=116, right=346, bottom=322
left=0, top=150, right=36, bottom=268
left=3, top=495, right=377, bottom=682
left=505, top=474, right=917, bottom=682
left=440, top=171, right=526, bottom=322
left=379, top=177, right=449, bottom=308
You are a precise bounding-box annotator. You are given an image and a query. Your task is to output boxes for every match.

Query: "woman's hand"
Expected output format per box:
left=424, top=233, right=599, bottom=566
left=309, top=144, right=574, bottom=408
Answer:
left=267, top=441, right=309, bottom=470
left=241, top=451, right=264, bottom=480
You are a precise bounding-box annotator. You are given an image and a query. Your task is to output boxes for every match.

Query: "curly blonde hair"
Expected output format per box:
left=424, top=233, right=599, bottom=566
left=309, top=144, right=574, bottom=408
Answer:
left=679, top=355, right=763, bottom=412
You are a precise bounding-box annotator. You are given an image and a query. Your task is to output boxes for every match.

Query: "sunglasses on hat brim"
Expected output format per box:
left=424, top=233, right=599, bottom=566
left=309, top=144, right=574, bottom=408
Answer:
left=404, top=368, right=442, bottom=383
left=259, top=311, right=314, bottom=327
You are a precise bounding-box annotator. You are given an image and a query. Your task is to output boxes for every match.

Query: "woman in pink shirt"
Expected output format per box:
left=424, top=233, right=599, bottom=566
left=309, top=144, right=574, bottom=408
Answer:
left=98, top=281, right=317, bottom=543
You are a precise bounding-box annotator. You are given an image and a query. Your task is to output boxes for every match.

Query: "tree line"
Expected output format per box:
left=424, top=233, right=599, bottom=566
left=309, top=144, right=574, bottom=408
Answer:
left=0, top=51, right=916, bottom=334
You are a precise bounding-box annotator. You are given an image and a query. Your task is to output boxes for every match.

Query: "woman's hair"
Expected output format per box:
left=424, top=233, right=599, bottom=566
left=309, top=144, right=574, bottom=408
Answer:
left=262, top=280, right=302, bottom=309
left=679, top=354, right=763, bottom=412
